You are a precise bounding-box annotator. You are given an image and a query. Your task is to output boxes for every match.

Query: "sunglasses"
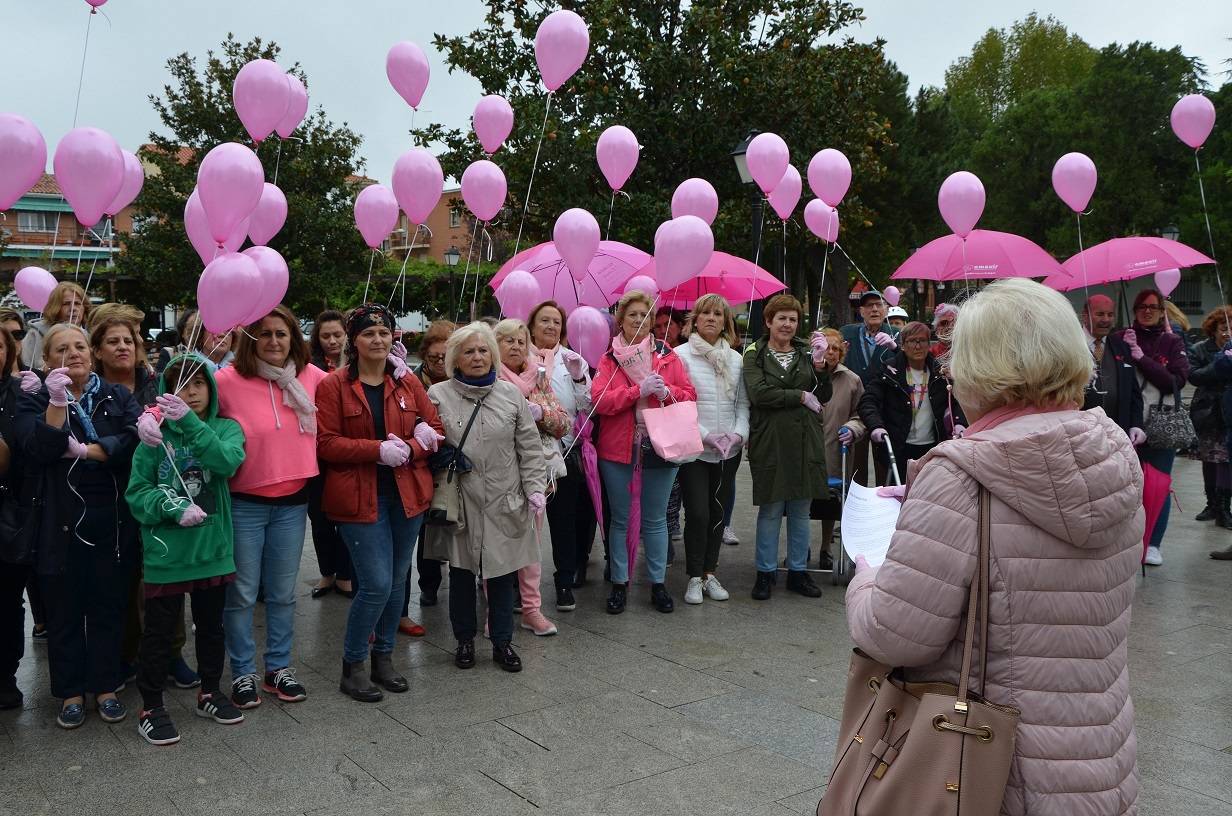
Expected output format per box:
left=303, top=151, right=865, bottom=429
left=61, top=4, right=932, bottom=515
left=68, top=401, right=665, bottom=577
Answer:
left=9, top=329, right=25, bottom=340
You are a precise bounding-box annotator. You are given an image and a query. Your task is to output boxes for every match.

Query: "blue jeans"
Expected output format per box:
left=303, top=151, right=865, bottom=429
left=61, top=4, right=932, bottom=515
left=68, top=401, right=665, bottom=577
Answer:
left=755, top=499, right=811, bottom=572
left=600, top=459, right=678, bottom=584
left=225, top=499, right=308, bottom=677
left=1139, top=448, right=1176, bottom=550
left=337, top=496, right=424, bottom=663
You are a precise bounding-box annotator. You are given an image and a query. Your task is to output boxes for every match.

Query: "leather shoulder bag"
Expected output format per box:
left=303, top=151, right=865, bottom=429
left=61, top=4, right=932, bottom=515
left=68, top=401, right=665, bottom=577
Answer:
left=426, top=396, right=483, bottom=528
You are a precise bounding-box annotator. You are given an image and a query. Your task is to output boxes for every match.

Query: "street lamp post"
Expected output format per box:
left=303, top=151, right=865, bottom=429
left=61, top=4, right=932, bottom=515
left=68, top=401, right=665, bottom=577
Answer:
left=731, top=130, right=765, bottom=336
left=443, top=245, right=461, bottom=315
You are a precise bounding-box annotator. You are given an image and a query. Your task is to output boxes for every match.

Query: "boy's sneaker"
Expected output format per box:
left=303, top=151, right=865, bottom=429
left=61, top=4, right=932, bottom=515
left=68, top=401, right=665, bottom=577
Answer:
left=137, top=707, right=180, bottom=746
left=196, top=691, right=245, bottom=724
left=722, top=526, right=739, bottom=546
left=684, top=577, right=704, bottom=605
left=231, top=673, right=262, bottom=709
left=170, top=657, right=201, bottom=689
left=702, top=575, right=730, bottom=601
left=262, top=667, right=307, bottom=702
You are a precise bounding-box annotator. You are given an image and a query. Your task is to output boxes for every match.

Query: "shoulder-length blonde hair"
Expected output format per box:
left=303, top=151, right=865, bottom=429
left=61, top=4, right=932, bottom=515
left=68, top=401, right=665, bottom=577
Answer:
left=233, top=305, right=308, bottom=376
left=42, top=282, right=90, bottom=326
left=444, top=321, right=500, bottom=377
left=949, top=278, right=1092, bottom=418
left=684, top=294, right=738, bottom=345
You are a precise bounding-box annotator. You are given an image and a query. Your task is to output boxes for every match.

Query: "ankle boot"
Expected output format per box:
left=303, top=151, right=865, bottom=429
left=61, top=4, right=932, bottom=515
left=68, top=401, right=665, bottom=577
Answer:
left=339, top=660, right=383, bottom=703
left=370, top=652, right=408, bottom=693
left=1218, top=490, right=1232, bottom=529
left=1197, top=486, right=1218, bottom=521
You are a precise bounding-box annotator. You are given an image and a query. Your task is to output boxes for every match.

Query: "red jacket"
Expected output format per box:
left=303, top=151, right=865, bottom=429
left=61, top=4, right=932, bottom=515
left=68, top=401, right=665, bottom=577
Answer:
left=590, top=341, right=696, bottom=464
left=315, top=367, right=444, bottom=524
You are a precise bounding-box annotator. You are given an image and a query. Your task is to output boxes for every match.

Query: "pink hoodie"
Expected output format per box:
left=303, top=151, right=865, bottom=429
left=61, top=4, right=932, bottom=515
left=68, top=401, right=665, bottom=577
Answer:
left=846, top=407, right=1143, bottom=815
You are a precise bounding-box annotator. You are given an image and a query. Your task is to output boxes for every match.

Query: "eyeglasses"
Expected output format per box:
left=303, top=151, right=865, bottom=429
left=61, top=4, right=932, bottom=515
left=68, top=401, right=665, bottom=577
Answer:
left=902, top=339, right=929, bottom=347
left=1135, top=305, right=1162, bottom=314
left=424, top=353, right=445, bottom=363
left=9, top=329, right=25, bottom=340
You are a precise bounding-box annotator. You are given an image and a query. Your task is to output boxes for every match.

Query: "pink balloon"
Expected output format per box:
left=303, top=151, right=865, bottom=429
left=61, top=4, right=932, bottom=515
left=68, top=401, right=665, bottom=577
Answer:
left=768, top=165, right=802, bottom=220
left=804, top=199, right=839, bottom=243
left=354, top=184, right=399, bottom=249
left=1171, top=94, right=1216, bottom=150
left=185, top=189, right=248, bottom=265
left=1051, top=152, right=1097, bottom=214
left=1155, top=267, right=1182, bottom=297
left=247, top=182, right=287, bottom=246
left=196, top=142, right=264, bottom=244
left=386, top=42, right=430, bottom=109
left=596, top=125, right=639, bottom=191
left=554, top=209, right=601, bottom=283
left=0, top=114, right=47, bottom=210
left=391, top=148, right=443, bottom=225
left=240, top=246, right=290, bottom=325
left=473, top=95, right=514, bottom=154
left=495, top=269, right=543, bottom=321
left=53, top=127, right=123, bottom=227
left=535, top=9, right=590, bottom=92
left=198, top=252, right=263, bottom=333
left=85, top=0, right=108, bottom=7
left=460, top=159, right=507, bottom=222
left=104, top=149, right=143, bottom=216
left=566, top=305, right=610, bottom=369
left=883, top=286, right=901, bottom=307
left=623, top=274, right=659, bottom=303
left=937, top=171, right=985, bottom=239
left=275, top=74, right=309, bottom=139
left=655, top=215, right=714, bottom=289
left=14, top=267, right=57, bottom=312
left=807, top=148, right=852, bottom=208
left=746, top=133, right=789, bottom=195
left=654, top=221, right=671, bottom=252
left=233, top=59, right=291, bottom=144
left=670, top=178, right=718, bottom=225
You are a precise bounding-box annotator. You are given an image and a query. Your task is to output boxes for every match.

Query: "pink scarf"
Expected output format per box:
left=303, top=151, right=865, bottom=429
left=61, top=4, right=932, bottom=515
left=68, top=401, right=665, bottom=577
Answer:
left=499, top=347, right=554, bottom=397
left=610, top=333, right=654, bottom=385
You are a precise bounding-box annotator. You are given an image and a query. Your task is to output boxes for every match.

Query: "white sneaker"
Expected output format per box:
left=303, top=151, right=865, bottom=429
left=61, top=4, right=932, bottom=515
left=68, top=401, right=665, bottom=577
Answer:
left=722, top=526, right=739, bottom=546
left=1144, top=546, right=1163, bottom=566
left=684, top=577, right=704, bottom=605
left=702, top=575, right=729, bottom=601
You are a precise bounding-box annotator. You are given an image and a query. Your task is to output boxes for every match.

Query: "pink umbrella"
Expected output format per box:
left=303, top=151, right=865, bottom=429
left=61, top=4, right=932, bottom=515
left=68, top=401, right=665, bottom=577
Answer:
left=634, top=251, right=786, bottom=309
left=491, top=240, right=650, bottom=314
left=891, top=230, right=1064, bottom=282
left=1043, top=236, right=1215, bottom=292
left=1140, top=462, right=1170, bottom=573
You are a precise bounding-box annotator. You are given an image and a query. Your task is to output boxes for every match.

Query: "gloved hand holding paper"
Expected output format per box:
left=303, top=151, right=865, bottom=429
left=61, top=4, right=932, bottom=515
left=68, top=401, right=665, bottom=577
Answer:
left=839, top=482, right=902, bottom=569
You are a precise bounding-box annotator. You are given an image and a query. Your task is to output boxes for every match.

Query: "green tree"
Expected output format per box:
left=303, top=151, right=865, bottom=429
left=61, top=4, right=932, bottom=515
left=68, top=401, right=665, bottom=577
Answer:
left=116, top=35, right=372, bottom=317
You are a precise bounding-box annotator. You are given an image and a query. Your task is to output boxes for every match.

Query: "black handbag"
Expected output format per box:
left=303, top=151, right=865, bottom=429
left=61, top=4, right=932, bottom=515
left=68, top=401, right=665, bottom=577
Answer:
left=0, top=492, right=39, bottom=567
left=426, top=397, right=484, bottom=527
left=1145, top=387, right=1197, bottom=450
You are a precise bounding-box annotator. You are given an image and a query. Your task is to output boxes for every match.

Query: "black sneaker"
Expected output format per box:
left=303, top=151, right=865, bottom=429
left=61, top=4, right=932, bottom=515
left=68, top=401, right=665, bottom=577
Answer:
left=491, top=642, right=522, bottom=673
left=572, top=562, right=588, bottom=589
left=196, top=691, right=245, bottom=724
left=650, top=583, right=674, bottom=613
left=31, top=625, right=47, bottom=643
left=606, top=583, right=627, bottom=615
left=455, top=640, right=476, bottom=669
left=231, top=673, right=262, bottom=709
left=512, top=590, right=523, bottom=613
left=137, top=706, right=180, bottom=746
left=419, top=589, right=438, bottom=607
left=555, top=586, right=577, bottom=612
left=752, top=571, right=775, bottom=600
left=785, top=570, right=822, bottom=598
left=262, top=667, right=307, bottom=703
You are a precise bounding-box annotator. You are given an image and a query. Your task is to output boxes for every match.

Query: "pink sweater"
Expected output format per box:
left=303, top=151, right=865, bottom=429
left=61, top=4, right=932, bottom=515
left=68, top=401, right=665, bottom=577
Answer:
left=214, top=364, right=328, bottom=496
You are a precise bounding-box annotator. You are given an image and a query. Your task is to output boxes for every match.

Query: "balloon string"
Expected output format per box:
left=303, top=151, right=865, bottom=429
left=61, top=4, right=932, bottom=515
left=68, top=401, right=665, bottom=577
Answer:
left=172, top=335, right=229, bottom=397
left=388, top=223, right=421, bottom=310
left=47, top=212, right=62, bottom=271
left=361, top=250, right=377, bottom=304
left=742, top=199, right=767, bottom=347
left=72, top=9, right=95, bottom=128
left=272, top=140, right=283, bottom=186
left=834, top=242, right=875, bottom=290
left=815, top=219, right=834, bottom=330
left=83, top=219, right=109, bottom=294
left=454, top=222, right=480, bottom=323
left=512, top=92, right=553, bottom=258
left=1195, top=150, right=1229, bottom=339
left=961, top=238, right=970, bottom=295
left=467, top=224, right=494, bottom=322
left=1076, top=212, right=1090, bottom=305
left=606, top=190, right=616, bottom=241
left=72, top=233, right=87, bottom=282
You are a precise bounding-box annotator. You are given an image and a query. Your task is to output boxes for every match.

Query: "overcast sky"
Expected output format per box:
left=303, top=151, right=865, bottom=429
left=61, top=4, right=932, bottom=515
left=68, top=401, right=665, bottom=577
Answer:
left=5, top=0, right=1229, bottom=185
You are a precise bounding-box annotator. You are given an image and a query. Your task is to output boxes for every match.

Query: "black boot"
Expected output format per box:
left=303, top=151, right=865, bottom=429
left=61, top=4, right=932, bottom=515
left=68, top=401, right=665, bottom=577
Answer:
left=650, top=583, right=674, bottom=613
left=1197, top=489, right=1218, bottom=522
left=455, top=640, right=476, bottom=669
left=1218, top=490, right=1232, bottom=529
left=786, top=570, right=822, bottom=598
left=492, top=641, right=523, bottom=673
left=370, top=652, right=408, bottom=693
left=751, top=571, right=775, bottom=600
left=606, top=583, right=627, bottom=615
left=339, top=660, right=383, bottom=703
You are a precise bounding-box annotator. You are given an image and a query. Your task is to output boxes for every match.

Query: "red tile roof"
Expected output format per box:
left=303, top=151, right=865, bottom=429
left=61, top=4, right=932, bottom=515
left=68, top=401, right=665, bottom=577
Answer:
left=29, top=174, right=61, bottom=195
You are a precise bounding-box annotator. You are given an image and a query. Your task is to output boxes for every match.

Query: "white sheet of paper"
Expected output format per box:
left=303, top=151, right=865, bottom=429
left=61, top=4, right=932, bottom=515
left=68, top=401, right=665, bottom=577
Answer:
left=840, top=482, right=902, bottom=568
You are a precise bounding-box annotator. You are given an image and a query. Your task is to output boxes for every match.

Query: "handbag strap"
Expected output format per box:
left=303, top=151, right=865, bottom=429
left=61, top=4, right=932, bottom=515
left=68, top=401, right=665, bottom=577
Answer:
left=450, top=396, right=485, bottom=470
left=956, top=487, right=992, bottom=711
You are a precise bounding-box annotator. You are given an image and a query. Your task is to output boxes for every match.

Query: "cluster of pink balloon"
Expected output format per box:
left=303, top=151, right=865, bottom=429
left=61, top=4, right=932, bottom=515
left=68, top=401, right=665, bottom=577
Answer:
left=233, top=59, right=309, bottom=144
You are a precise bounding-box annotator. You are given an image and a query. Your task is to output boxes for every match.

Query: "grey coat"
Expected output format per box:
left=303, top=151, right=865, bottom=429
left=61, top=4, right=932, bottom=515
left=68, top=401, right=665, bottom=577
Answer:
left=426, top=377, right=547, bottom=579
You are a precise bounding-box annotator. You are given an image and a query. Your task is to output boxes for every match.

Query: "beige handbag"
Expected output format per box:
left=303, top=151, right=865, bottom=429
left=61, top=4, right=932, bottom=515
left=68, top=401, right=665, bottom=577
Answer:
left=818, top=488, right=1019, bottom=816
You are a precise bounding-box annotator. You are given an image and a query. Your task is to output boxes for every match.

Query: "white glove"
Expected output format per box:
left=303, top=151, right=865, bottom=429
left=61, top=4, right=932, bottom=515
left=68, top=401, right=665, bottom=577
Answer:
left=873, top=332, right=897, bottom=350
left=1128, top=427, right=1146, bottom=447
left=871, top=428, right=888, bottom=444
left=137, top=410, right=164, bottom=447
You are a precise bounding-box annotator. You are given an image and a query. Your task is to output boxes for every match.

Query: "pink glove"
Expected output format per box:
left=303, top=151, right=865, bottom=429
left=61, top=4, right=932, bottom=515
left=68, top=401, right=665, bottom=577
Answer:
left=838, top=426, right=853, bottom=445
left=137, top=410, right=164, bottom=447
left=854, top=555, right=873, bottom=574
left=156, top=394, right=190, bottom=421
left=640, top=374, right=667, bottom=399
left=562, top=349, right=588, bottom=381
left=809, top=331, right=829, bottom=364
left=871, top=428, right=888, bottom=444
left=390, top=341, right=408, bottom=361
left=528, top=492, right=546, bottom=514
left=529, top=402, right=544, bottom=421
left=703, top=432, right=725, bottom=451
left=378, top=434, right=410, bottom=467
left=801, top=392, right=821, bottom=413
left=876, top=485, right=906, bottom=502
left=1121, top=329, right=1144, bottom=361
left=45, top=367, right=71, bottom=408
left=388, top=353, right=410, bottom=381
left=413, top=422, right=443, bottom=453
left=17, top=370, right=41, bottom=394
left=873, top=332, right=897, bottom=350
left=62, top=437, right=88, bottom=459
left=952, top=424, right=966, bottom=439
left=720, top=433, right=743, bottom=458
left=178, top=504, right=207, bottom=527
left=1128, top=427, right=1146, bottom=447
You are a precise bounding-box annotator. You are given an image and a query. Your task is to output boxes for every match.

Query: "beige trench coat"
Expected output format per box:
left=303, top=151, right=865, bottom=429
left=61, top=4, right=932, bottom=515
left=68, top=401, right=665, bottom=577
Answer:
left=820, top=364, right=866, bottom=484
left=426, top=378, right=547, bottom=579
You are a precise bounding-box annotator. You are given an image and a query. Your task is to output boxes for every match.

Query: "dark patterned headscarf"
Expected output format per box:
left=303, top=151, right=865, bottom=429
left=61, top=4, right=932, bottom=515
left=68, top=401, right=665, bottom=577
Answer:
left=345, top=303, right=395, bottom=343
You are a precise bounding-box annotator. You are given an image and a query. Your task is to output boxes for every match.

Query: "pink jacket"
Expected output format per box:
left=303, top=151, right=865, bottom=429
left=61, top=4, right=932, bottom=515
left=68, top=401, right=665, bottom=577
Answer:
left=214, top=364, right=329, bottom=495
left=846, top=406, right=1142, bottom=816
left=590, top=341, right=696, bottom=464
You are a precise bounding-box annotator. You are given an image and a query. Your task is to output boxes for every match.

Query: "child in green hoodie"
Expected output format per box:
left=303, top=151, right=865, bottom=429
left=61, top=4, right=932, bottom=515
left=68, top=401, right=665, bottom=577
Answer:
left=125, top=354, right=246, bottom=746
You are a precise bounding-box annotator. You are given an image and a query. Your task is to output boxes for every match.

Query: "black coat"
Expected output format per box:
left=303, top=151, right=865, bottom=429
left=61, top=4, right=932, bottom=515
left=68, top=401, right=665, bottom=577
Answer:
left=840, top=323, right=899, bottom=385
left=858, top=352, right=964, bottom=469
left=1189, top=338, right=1231, bottom=438
left=1082, top=334, right=1144, bottom=434
left=9, top=378, right=141, bottom=574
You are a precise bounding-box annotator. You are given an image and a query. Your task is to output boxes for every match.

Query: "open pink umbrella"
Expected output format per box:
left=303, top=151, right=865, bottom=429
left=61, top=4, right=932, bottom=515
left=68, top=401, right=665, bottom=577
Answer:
left=634, top=251, right=786, bottom=309
left=891, top=229, right=1064, bottom=282
left=1043, top=236, right=1215, bottom=292
left=491, top=240, right=650, bottom=313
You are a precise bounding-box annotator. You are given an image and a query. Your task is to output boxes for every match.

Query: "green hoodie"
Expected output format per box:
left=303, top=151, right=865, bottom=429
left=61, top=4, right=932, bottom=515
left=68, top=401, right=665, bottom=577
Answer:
left=125, top=354, right=246, bottom=585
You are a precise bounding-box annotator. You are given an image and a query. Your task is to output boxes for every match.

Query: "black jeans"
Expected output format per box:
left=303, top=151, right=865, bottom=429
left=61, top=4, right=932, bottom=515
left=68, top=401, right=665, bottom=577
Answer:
left=678, top=453, right=742, bottom=577
left=25, top=570, right=45, bottom=627
left=546, top=460, right=595, bottom=588
left=448, top=567, right=515, bottom=645
left=0, top=562, right=31, bottom=693
left=137, top=584, right=227, bottom=709
left=403, top=528, right=443, bottom=616
left=309, top=478, right=351, bottom=581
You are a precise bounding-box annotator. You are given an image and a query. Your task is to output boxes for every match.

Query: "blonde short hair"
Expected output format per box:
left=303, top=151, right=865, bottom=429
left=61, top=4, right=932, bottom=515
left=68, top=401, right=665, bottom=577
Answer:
left=615, top=290, right=655, bottom=332
left=445, top=321, right=500, bottom=377
left=949, top=278, right=1092, bottom=417
left=492, top=318, right=529, bottom=344
left=41, top=323, right=91, bottom=364
left=686, top=294, right=738, bottom=346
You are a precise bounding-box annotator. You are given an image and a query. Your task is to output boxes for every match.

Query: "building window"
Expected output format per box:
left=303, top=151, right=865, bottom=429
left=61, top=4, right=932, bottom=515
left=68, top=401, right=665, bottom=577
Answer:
left=1173, top=275, right=1203, bottom=315
left=449, top=207, right=461, bottom=228
left=17, top=211, right=59, bottom=233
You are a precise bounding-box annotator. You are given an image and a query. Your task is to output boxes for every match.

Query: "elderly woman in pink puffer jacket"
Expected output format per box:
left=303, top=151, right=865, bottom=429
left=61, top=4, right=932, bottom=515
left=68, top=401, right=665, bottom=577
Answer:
left=846, top=278, right=1143, bottom=816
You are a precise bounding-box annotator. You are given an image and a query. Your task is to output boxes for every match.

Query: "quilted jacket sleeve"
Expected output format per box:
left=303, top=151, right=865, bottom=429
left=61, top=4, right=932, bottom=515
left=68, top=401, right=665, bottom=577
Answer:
left=845, top=458, right=979, bottom=667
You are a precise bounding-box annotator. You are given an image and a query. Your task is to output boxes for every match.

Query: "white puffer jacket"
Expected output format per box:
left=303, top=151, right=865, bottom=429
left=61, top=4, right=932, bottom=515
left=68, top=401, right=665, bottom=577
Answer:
left=675, top=338, right=749, bottom=464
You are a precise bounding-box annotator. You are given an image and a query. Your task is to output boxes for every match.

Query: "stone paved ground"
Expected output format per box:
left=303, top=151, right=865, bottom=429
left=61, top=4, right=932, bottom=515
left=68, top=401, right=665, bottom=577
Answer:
left=4, top=457, right=1232, bottom=815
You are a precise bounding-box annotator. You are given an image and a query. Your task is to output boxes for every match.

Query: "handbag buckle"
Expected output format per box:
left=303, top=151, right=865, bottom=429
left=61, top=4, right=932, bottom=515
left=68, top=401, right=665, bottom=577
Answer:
left=953, top=700, right=968, bottom=713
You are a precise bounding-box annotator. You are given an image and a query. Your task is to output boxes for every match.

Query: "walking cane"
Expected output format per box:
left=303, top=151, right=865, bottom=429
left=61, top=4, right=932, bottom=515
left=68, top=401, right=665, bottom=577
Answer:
left=883, top=436, right=903, bottom=487
left=834, top=443, right=852, bottom=585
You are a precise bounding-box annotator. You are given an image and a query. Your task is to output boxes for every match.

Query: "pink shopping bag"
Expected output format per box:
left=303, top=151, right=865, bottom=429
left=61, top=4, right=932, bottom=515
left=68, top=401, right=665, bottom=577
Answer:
left=642, top=399, right=703, bottom=463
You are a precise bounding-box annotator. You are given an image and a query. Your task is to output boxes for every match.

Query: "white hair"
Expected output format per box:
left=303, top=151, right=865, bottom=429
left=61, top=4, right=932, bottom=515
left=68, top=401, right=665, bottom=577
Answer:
left=492, top=318, right=529, bottom=343
left=949, top=278, right=1093, bottom=418
left=444, top=321, right=499, bottom=376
